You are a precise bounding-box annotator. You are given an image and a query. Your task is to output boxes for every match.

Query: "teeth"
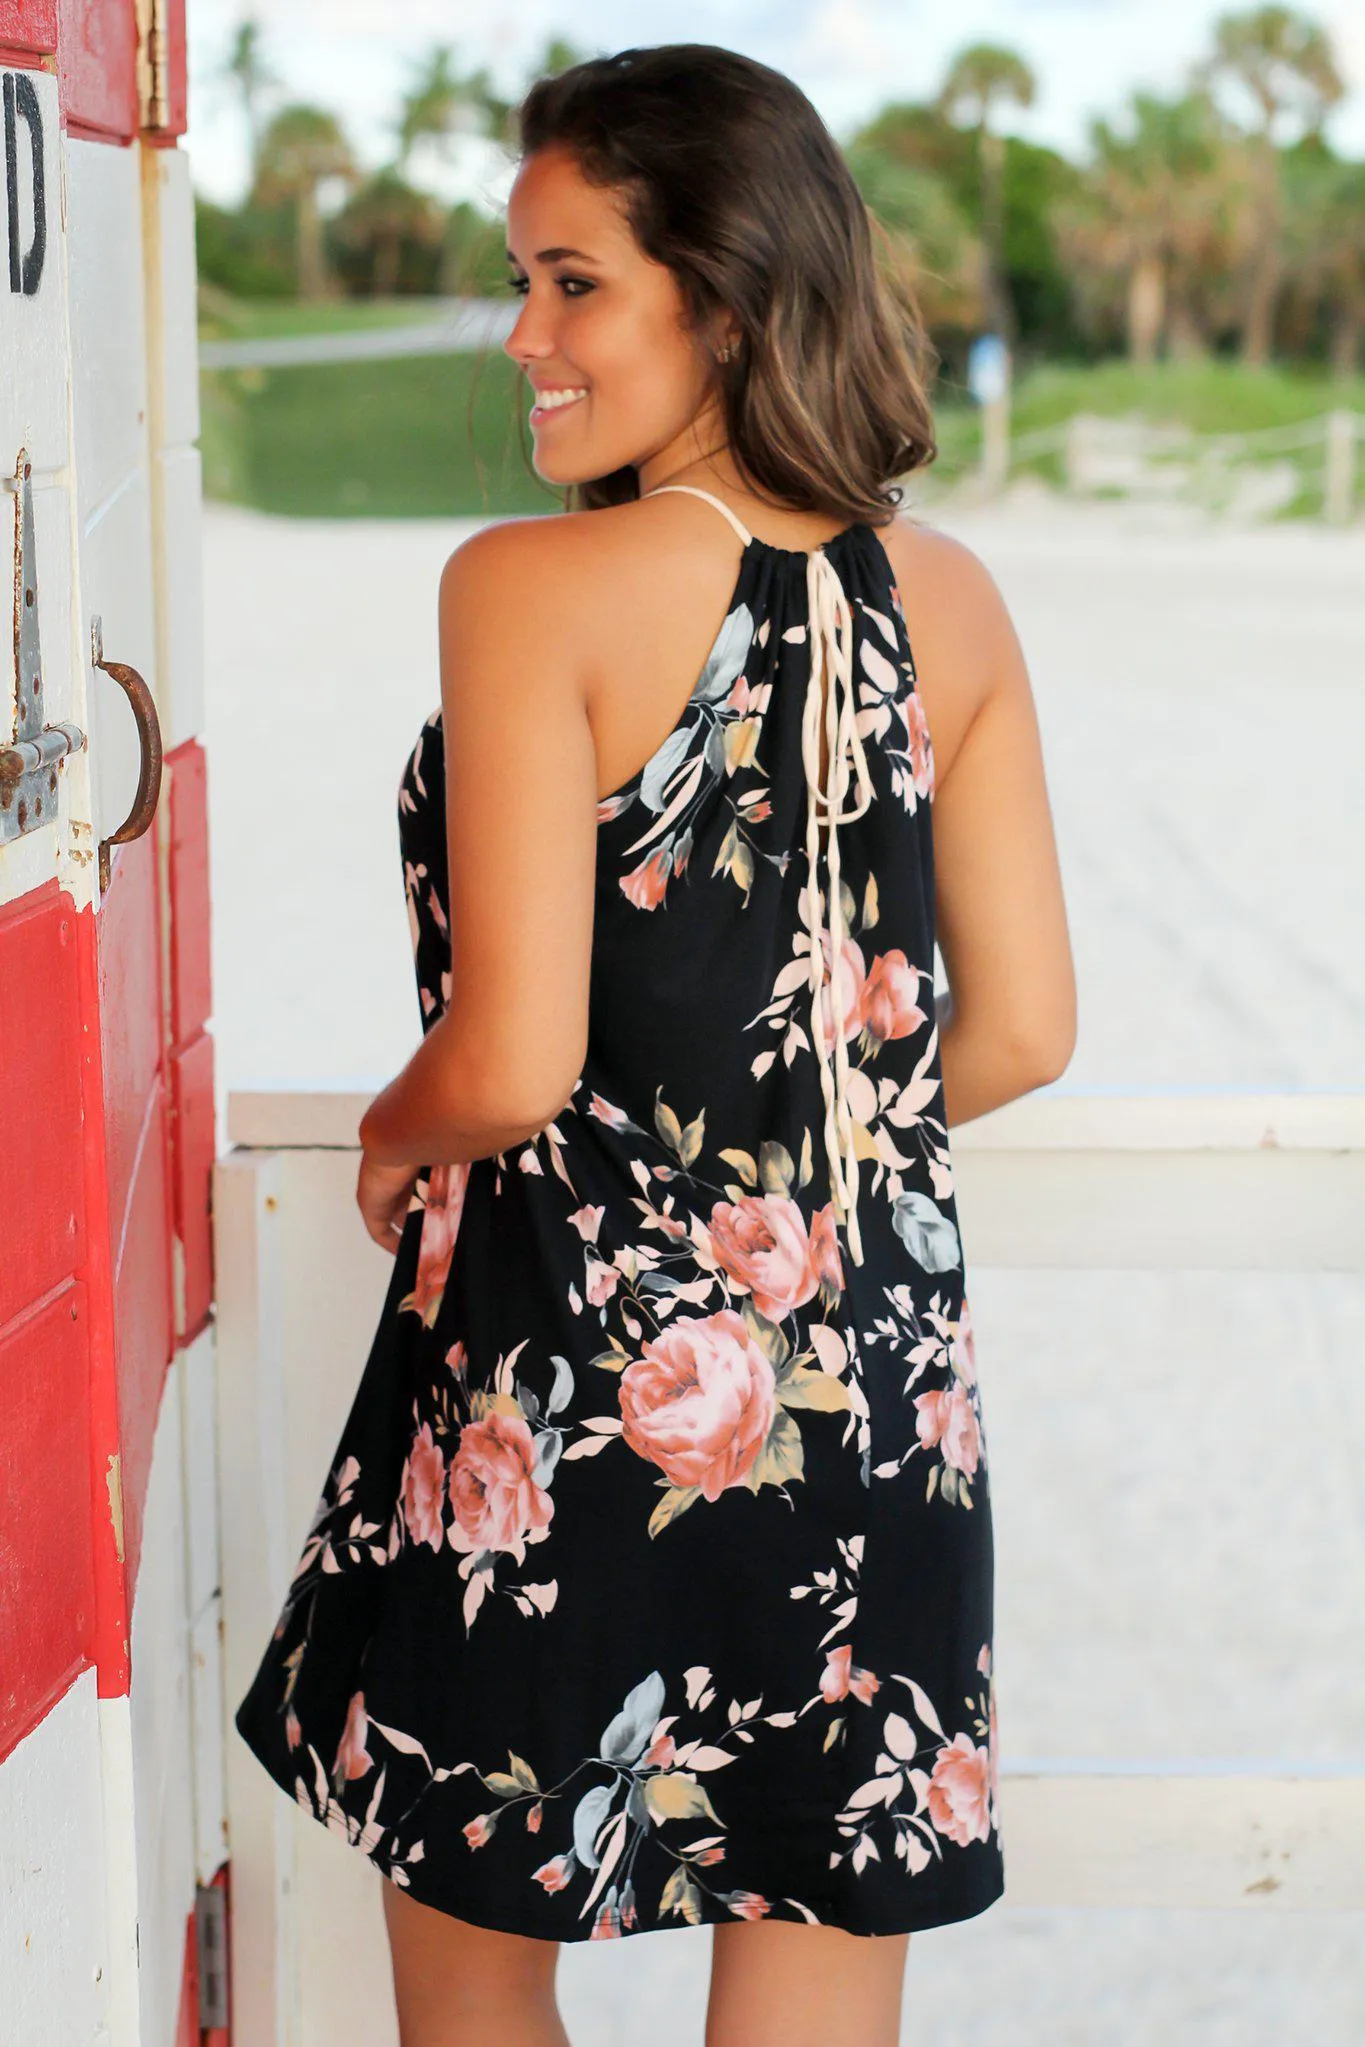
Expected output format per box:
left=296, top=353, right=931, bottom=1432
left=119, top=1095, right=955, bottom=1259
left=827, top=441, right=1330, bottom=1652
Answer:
left=535, top=388, right=588, bottom=411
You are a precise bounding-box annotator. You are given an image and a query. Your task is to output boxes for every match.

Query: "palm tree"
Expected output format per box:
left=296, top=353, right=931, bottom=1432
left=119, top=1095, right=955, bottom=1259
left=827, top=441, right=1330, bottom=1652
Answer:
left=252, top=105, right=358, bottom=301
left=1060, top=90, right=1250, bottom=365
left=330, top=170, right=447, bottom=297
left=1201, top=6, right=1345, bottom=364
left=1281, top=151, right=1365, bottom=377
left=394, top=45, right=490, bottom=170
left=936, top=43, right=1036, bottom=346
left=218, top=15, right=282, bottom=190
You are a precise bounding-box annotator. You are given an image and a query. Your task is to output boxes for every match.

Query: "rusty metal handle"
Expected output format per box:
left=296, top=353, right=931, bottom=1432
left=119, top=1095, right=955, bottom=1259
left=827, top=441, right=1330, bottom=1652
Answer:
left=93, top=614, right=163, bottom=894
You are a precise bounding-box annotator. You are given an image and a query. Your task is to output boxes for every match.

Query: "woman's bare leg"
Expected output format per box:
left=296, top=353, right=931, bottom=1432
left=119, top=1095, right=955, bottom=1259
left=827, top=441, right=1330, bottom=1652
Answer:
left=706, top=1920, right=910, bottom=2047
left=381, top=1879, right=571, bottom=2047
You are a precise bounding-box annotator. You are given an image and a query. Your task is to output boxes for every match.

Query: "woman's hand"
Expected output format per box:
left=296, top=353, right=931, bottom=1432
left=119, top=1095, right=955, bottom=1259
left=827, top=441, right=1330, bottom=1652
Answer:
left=356, top=1150, right=421, bottom=1254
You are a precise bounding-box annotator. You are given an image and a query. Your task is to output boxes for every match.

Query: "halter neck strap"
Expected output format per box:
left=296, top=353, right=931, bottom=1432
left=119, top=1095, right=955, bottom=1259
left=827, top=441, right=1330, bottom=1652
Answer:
left=643, top=484, right=754, bottom=550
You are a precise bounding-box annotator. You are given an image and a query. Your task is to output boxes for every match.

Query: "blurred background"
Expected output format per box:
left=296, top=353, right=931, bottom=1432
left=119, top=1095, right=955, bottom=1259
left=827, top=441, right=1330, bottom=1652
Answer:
left=186, top=7, right=1364, bottom=2042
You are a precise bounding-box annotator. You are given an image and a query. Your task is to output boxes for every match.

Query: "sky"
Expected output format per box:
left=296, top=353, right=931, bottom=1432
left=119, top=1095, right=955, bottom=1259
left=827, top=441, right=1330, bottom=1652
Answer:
left=185, top=0, right=1365, bottom=212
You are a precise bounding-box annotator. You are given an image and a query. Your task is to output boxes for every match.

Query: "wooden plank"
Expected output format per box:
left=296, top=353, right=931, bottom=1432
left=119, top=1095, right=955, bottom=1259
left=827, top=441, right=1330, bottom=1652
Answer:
left=0, top=881, right=84, bottom=1328
left=0, top=1670, right=110, bottom=2041
left=0, top=1280, right=96, bottom=1759
left=998, top=1769, right=1365, bottom=1909
left=213, top=1150, right=299, bottom=2047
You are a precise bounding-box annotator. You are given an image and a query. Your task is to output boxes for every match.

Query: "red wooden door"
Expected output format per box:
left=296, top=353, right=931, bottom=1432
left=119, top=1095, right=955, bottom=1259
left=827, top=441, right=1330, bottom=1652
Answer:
left=0, top=1, right=219, bottom=2037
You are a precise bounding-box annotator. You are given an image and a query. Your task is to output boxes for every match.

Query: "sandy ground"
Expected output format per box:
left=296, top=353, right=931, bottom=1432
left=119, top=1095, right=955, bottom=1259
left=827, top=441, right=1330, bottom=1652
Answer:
left=202, top=489, right=1365, bottom=2043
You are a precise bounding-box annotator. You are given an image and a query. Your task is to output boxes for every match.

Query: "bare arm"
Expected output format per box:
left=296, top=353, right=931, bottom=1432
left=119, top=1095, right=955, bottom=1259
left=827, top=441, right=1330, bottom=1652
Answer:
left=359, top=522, right=598, bottom=1167
left=893, top=525, right=1076, bottom=1127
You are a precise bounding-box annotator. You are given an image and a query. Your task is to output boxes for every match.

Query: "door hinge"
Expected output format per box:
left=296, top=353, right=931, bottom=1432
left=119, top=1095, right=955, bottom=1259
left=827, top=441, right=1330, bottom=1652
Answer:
left=1, top=449, right=86, bottom=844
left=136, top=0, right=172, bottom=132
left=195, top=1880, right=230, bottom=2030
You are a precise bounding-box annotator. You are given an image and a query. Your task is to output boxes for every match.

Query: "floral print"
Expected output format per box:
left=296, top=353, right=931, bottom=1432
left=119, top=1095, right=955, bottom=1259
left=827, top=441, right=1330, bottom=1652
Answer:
left=234, top=520, right=1004, bottom=1940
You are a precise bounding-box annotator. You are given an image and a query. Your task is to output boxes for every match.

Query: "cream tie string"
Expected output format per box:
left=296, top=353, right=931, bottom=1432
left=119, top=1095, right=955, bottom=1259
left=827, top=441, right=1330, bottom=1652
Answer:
left=802, top=546, right=874, bottom=1267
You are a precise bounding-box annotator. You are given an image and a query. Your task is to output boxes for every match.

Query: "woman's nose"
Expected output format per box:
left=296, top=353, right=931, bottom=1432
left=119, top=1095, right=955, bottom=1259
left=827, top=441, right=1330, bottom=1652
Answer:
left=504, top=299, right=556, bottom=365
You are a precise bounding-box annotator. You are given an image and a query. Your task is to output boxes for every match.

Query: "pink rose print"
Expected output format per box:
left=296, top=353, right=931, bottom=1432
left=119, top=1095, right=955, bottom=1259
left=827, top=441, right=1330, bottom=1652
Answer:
left=464, top=1812, right=495, bottom=1848
left=914, top=1382, right=982, bottom=1478
left=807, top=1203, right=845, bottom=1294
left=927, top=1733, right=992, bottom=1847
left=728, top=1892, right=773, bottom=1920
left=400, top=1161, right=470, bottom=1327
left=620, top=847, right=671, bottom=910
left=820, top=1643, right=881, bottom=1705
left=401, top=1422, right=446, bottom=1552
left=811, top=929, right=867, bottom=1059
left=859, top=950, right=926, bottom=1045
left=334, top=1691, right=373, bottom=1782
left=954, top=1298, right=977, bottom=1387
left=707, top=1192, right=820, bottom=1321
left=619, top=1309, right=777, bottom=1501
left=448, top=1412, right=555, bottom=1557
left=900, top=689, right=934, bottom=798
left=591, top=1900, right=623, bottom=1938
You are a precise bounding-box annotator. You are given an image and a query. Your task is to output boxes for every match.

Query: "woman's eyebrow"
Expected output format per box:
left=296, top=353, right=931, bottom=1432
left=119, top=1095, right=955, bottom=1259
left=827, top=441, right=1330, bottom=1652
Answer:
left=504, top=246, right=602, bottom=265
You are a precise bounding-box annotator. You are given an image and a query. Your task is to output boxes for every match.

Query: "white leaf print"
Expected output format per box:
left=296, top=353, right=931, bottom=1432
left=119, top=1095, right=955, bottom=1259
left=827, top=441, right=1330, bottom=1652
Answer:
left=572, top=1782, right=617, bottom=1868
left=882, top=1712, right=917, bottom=1761
left=546, top=1354, right=574, bottom=1416
left=884, top=1076, right=940, bottom=1128
left=367, top=1719, right=434, bottom=1767
left=859, top=640, right=899, bottom=698
left=638, top=723, right=700, bottom=817
left=902, top=1826, right=933, bottom=1873
left=862, top=603, right=898, bottom=649
left=684, top=1666, right=712, bottom=1708
left=532, top=1432, right=563, bottom=1485
left=579, top=1810, right=629, bottom=1916
left=600, top=1670, right=667, bottom=1764
left=561, top=1434, right=614, bottom=1460
left=627, top=750, right=706, bottom=852
left=687, top=1746, right=739, bottom=1770
left=892, top=1191, right=961, bottom=1273
left=694, top=602, right=756, bottom=705
left=905, top=1680, right=946, bottom=1739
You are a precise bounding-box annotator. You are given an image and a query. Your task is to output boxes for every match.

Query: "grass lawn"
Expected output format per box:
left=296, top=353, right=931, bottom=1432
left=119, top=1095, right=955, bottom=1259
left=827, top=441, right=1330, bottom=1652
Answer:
left=198, top=293, right=1365, bottom=520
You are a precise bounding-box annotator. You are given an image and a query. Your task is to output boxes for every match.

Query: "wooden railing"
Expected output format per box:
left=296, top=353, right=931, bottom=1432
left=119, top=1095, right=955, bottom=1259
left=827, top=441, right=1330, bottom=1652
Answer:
left=213, top=1086, right=1365, bottom=2044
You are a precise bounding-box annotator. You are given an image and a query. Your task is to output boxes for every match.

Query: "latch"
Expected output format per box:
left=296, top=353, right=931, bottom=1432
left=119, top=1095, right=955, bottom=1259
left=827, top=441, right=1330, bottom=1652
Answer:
left=1, top=450, right=86, bottom=845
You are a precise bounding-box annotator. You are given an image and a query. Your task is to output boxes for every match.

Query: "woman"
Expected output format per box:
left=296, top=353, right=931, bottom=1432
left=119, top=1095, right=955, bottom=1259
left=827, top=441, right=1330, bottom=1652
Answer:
left=234, top=42, right=1075, bottom=2047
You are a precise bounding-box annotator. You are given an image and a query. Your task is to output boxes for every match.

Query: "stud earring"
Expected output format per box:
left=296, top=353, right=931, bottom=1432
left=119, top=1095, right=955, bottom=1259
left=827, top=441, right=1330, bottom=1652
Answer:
left=715, top=338, right=738, bottom=363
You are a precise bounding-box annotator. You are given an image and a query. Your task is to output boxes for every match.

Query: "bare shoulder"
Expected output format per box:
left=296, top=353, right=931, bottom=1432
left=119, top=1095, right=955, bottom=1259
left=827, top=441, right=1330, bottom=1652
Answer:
left=438, top=507, right=650, bottom=662
left=875, top=514, right=1028, bottom=785
left=876, top=515, right=1011, bottom=632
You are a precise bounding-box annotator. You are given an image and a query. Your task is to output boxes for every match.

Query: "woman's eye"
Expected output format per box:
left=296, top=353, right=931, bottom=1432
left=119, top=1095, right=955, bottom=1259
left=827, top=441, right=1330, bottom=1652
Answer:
left=504, top=276, right=594, bottom=299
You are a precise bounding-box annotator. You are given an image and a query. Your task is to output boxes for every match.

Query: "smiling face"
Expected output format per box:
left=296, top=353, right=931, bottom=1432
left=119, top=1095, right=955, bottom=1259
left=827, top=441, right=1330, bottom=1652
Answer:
left=503, top=144, right=735, bottom=491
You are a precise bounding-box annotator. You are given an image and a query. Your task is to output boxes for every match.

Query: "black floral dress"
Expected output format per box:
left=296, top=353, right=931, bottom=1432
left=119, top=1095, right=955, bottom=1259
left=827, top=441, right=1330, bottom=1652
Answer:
left=233, top=486, right=1006, bottom=1943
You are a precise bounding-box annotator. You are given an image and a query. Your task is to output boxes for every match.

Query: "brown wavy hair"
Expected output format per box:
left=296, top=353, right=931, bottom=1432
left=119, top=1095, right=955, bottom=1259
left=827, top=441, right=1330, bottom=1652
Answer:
left=513, top=44, right=937, bottom=527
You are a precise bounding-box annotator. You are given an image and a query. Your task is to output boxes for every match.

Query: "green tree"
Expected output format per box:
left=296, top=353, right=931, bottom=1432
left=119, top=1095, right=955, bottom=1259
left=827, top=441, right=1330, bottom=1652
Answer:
left=252, top=104, right=358, bottom=301
left=329, top=170, right=446, bottom=297
left=935, top=42, right=1037, bottom=345
left=1200, top=6, right=1346, bottom=363
left=218, top=15, right=282, bottom=190
left=1060, top=90, right=1250, bottom=364
left=1281, top=146, right=1365, bottom=376
left=843, top=144, right=985, bottom=336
